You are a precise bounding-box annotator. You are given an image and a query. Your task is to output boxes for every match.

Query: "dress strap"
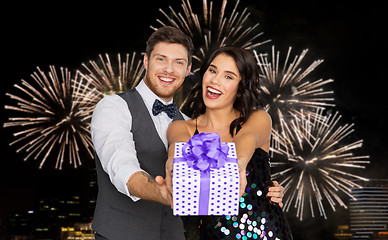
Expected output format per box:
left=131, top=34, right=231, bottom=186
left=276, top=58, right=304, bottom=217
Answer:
left=193, top=118, right=199, bottom=135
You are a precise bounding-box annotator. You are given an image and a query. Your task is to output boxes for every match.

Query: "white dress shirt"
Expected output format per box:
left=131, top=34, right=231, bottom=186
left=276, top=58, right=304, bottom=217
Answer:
left=91, top=80, right=189, bottom=201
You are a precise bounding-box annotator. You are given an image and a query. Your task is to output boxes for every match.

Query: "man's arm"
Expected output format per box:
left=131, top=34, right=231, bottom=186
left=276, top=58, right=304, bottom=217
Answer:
left=127, top=171, right=171, bottom=206
left=268, top=181, right=284, bottom=208
left=91, top=95, right=170, bottom=205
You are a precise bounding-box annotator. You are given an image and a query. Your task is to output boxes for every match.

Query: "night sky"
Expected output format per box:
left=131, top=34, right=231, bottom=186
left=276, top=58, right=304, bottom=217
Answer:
left=1, top=1, right=387, bottom=239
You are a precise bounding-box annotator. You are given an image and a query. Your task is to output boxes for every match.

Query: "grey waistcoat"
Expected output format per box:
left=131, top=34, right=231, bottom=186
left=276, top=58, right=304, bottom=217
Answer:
left=92, top=89, right=185, bottom=240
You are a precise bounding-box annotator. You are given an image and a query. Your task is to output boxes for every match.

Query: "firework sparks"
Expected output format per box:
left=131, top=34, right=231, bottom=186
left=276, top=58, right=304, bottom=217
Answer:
left=151, top=0, right=271, bottom=71
left=270, top=108, right=370, bottom=221
left=3, top=66, right=94, bottom=169
left=73, top=52, right=145, bottom=113
left=79, top=52, right=145, bottom=97
left=255, top=45, right=335, bottom=124
left=254, top=46, right=335, bottom=152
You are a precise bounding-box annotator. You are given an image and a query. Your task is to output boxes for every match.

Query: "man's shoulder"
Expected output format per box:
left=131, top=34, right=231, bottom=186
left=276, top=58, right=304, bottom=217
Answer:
left=91, top=94, right=131, bottom=124
left=96, top=94, right=125, bottom=107
left=117, top=88, right=138, bottom=99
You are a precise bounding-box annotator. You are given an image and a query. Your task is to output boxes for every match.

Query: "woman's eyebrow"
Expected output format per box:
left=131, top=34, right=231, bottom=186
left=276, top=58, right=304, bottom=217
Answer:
left=225, top=70, right=238, bottom=77
left=209, top=64, right=218, bottom=69
left=209, top=64, right=237, bottom=77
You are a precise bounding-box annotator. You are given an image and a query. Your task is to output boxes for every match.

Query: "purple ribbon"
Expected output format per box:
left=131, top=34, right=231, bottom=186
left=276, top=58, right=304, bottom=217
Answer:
left=174, top=132, right=236, bottom=215
left=182, top=132, right=229, bottom=172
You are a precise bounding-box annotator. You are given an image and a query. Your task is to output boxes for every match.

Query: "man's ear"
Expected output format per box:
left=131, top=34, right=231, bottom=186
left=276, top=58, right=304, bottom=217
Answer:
left=143, top=54, right=149, bottom=71
left=186, top=63, right=192, bottom=76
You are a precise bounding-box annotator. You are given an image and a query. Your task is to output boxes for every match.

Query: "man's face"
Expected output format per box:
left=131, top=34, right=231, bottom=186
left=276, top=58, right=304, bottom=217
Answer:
left=143, top=42, right=191, bottom=102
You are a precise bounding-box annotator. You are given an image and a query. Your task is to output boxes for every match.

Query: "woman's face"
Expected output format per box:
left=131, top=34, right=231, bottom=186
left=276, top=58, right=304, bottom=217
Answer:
left=202, top=53, right=242, bottom=110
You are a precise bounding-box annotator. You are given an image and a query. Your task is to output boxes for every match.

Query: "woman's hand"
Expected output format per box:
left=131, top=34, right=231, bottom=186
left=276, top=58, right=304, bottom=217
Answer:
left=238, top=167, right=247, bottom=199
left=164, top=158, right=174, bottom=207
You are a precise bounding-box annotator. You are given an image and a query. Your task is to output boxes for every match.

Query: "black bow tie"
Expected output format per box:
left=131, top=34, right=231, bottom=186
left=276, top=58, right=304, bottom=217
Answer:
left=152, top=99, right=178, bottom=119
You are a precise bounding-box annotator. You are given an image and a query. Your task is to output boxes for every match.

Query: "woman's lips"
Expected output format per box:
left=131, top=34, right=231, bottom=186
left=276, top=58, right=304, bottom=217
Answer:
left=206, top=86, right=222, bottom=99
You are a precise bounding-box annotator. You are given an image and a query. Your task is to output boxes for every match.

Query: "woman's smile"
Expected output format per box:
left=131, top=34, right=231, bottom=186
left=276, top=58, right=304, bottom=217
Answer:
left=206, top=86, right=223, bottom=99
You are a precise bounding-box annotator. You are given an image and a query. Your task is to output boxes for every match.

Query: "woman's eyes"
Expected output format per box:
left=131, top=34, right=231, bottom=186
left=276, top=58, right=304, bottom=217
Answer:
left=208, top=69, right=234, bottom=80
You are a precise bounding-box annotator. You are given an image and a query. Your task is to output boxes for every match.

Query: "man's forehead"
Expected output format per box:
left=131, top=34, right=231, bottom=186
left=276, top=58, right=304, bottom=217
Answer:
left=151, top=42, right=189, bottom=60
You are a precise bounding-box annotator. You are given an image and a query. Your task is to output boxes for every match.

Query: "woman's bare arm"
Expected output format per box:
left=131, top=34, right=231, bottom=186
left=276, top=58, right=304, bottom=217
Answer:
left=233, top=110, right=272, bottom=170
left=233, top=110, right=272, bottom=198
left=165, top=120, right=192, bottom=194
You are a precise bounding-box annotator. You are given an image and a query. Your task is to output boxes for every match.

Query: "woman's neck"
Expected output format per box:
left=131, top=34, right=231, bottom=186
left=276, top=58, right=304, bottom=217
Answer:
left=199, top=107, right=240, bottom=134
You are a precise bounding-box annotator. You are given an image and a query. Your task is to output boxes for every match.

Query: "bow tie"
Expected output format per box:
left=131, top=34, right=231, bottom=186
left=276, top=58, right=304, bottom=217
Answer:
left=152, top=99, right=178, bottom=119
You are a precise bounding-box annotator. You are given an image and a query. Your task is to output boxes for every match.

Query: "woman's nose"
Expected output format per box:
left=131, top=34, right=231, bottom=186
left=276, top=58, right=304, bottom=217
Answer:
left=210, top=74, right=221, bottom=85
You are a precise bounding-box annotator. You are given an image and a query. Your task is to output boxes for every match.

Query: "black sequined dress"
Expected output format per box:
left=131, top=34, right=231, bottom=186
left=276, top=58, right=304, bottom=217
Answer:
left=181, top=123, right=293, bottom=240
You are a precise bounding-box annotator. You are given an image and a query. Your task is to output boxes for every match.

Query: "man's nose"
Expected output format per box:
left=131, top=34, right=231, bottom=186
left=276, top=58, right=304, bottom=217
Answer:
left=163, top=61, right=174, bottom=73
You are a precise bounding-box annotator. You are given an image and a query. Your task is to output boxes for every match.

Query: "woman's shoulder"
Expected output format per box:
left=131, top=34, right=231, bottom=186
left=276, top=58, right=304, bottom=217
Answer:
left=168, top=118, right=197, bottom=135
left=241, top=109, right=272, bottom=132
left=168, top=119, right=196, bottom=142
left=169, top=118, right=195, bottom=129
left=249, top=109, right=272, bottom=122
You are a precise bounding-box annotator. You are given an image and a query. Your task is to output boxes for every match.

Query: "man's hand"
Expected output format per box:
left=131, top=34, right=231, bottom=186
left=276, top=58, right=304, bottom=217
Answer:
left=155, top=176, right=173, bottom=207
left=127, top=171, right=172, bottom=206
left=267, top=180, right=284, bottom=208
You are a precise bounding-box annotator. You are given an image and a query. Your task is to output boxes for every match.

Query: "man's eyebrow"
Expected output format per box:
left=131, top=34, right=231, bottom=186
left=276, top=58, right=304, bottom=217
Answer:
left=153, top=53, right=187, bottom=62
left=209, top=64, right=238, bottom=77
left=176, top=58, right=188, bottom=62
left=153, top=53, right=166, bottom=58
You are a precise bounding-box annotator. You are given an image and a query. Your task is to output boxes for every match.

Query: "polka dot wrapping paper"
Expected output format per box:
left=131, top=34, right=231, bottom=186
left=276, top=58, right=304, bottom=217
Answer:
left=173, top=141, right=240, bottom=216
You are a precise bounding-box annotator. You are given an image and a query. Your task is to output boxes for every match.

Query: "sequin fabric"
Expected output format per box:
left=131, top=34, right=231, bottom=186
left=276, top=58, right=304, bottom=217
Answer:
left=182, top=148, right=293, bottom=240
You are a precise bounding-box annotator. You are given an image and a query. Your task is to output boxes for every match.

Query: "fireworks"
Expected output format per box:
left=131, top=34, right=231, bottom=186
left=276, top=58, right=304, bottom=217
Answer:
left=3, top=53, right=145, bottom=170
left=151, top=0, right=270, bottom=71
left=73, top=52, right=145, bottom=114
left=270, top=109, right=370, bottom=220
left=255, top=45, right=335, bottom=125
left=2, top=6, right=372, bottom=227
left=254, top=46, right=336, bottom=153
left=79, top=52, right=145, bottom=97
left=3, top=66, right=94, bottom=169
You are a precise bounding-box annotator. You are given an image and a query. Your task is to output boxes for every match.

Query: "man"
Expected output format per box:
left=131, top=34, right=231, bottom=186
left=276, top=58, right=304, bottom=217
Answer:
left=91, top=26, right=284, bottom=240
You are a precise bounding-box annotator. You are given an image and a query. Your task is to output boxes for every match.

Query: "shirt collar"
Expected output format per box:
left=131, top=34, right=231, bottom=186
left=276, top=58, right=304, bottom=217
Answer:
left=135, top=80, right=173, bottom=109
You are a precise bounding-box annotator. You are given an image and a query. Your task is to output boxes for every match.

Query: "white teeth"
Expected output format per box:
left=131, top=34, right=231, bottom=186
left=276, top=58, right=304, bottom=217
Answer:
left=159, top=77, right=173, bottom=82
left=207, top=87, right=222, bottom=95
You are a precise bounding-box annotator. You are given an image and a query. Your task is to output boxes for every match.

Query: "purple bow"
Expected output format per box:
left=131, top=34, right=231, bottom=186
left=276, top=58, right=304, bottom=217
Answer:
left=182, top=132, right=229, bottom=172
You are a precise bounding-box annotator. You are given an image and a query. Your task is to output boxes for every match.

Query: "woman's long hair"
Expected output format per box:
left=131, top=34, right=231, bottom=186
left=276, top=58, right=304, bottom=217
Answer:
left=185, top=46, right=264, bottom=136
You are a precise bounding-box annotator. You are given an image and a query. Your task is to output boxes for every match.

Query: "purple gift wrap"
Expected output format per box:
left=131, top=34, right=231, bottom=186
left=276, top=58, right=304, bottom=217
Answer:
left=172, top=132, right=240, bottom=216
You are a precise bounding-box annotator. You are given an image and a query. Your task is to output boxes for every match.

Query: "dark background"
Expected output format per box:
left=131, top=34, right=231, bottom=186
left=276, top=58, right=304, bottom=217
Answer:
left=1, top=1, right=387, bottom=239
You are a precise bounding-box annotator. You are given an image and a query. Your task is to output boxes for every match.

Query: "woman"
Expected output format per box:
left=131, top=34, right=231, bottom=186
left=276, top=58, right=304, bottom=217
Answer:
left=166, top=46, right=293, bottom=239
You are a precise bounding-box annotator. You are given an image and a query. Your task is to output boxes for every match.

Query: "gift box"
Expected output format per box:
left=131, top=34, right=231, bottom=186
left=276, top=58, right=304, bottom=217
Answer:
left=172, top=132, right=240, bottom=216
